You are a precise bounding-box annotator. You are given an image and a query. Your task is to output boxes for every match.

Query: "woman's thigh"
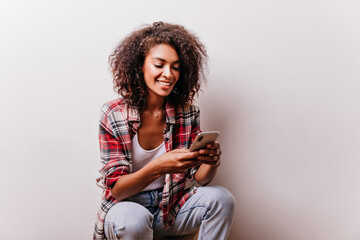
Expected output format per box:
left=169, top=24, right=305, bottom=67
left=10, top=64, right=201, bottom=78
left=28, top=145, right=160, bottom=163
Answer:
left=153, top=185, right=235, bottom=236
left=105, top=201, right=154, bottom=240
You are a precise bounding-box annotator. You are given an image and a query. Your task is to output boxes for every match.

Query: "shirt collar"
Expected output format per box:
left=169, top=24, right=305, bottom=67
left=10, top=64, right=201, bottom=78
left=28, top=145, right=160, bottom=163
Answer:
left=165, top=101, right=176, bottom=125
left=128, top=107, right=140, bottom=121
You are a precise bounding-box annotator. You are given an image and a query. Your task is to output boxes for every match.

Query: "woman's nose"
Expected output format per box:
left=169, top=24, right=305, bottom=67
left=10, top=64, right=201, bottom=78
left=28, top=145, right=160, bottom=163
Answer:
left=162, top=65, right=172, bottom=78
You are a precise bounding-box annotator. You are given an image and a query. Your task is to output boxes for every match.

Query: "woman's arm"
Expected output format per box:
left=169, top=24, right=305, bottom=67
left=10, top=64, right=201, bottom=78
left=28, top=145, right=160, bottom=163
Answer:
left=110, top=149, right=200, bottom=201
left=194, top=142, right=222, bottom=186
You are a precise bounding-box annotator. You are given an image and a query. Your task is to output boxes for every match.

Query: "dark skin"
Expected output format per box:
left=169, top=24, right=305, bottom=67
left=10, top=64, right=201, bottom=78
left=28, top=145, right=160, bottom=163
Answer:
left=137, top=109, right=166, bottom=150
left=110, top=44, right=221, bottom=201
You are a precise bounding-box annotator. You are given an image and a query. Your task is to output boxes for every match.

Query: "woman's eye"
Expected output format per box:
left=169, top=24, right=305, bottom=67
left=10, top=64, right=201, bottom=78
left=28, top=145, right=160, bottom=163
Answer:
left=154, top=64, right=163, bottom=68
left=172, top=66, right=181, bottom=71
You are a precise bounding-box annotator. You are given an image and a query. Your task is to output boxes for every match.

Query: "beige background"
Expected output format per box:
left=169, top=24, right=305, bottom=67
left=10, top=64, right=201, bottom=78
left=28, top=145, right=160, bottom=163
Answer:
left=1, top=0, right=360, bottom=239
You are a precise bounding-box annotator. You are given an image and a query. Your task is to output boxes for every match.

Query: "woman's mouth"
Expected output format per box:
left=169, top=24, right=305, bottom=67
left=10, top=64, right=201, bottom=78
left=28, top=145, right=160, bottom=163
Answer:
left=156, top=80, right=172, bottom=86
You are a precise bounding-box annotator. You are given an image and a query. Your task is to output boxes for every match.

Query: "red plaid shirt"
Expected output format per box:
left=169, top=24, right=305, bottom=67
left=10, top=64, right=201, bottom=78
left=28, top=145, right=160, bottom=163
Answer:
left=94, top=98, right=201, bottom=239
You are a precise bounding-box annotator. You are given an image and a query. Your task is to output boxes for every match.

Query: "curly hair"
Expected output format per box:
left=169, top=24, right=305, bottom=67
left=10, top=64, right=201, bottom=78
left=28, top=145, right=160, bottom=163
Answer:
left=109, top=21, right=208, bottom=111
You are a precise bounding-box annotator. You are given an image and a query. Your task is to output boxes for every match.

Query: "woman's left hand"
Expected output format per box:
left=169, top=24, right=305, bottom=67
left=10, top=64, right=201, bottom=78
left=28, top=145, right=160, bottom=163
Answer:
left=197, top=141, right=221, bottom=167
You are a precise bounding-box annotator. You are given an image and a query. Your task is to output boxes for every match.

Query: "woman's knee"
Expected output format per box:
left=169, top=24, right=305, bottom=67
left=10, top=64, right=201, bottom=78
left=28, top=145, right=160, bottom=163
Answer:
left=105, top=201, right=153, bottom=239
left=198, top=185, right=236, bottom=211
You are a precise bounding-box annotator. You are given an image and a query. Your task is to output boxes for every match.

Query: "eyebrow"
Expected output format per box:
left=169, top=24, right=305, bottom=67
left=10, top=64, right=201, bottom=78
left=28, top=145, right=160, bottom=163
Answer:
left=152, top=57, right=180, bottom=63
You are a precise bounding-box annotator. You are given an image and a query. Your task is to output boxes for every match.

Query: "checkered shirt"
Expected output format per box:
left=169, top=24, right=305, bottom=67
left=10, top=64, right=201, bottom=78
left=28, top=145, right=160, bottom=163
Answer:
left=94, top=98, right=201, bottom=239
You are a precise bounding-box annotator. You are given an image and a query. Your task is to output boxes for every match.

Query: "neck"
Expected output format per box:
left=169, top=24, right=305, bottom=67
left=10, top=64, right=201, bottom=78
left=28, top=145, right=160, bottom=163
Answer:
left=145, top=93, right=165, bottom=112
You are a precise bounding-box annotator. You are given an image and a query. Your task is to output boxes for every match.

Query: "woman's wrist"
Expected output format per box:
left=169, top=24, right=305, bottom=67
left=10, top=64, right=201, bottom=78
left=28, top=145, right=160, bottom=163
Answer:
left=145, top=160, right=165, bottom=177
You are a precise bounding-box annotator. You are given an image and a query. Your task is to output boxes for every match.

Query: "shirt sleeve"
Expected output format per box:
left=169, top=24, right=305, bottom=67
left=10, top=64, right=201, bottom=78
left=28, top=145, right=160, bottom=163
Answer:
left=98, top=110, right=130, bottom=189
left=188, top=106, right=201, bottom=182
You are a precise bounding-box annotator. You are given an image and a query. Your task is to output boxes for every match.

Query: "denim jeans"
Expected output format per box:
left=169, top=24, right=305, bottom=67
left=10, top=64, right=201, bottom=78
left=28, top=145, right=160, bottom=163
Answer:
left=104, top=185, right=235, bottom=240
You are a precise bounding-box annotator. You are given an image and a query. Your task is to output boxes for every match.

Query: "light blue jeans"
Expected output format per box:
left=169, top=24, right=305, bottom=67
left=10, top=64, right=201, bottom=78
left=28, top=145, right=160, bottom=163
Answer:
left=104, top=185, right=236, bottom=240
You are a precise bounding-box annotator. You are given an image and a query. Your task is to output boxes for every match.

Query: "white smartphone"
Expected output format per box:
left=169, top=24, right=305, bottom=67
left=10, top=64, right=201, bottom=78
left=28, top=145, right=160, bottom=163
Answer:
left=189, top=131, right=220, bottom=152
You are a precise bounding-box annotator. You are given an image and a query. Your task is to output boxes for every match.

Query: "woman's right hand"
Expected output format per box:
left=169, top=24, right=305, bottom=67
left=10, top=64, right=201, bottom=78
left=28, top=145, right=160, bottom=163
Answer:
left=152, top=149, right=201, bottom=174
left=110, top=149, right=200, bottom=201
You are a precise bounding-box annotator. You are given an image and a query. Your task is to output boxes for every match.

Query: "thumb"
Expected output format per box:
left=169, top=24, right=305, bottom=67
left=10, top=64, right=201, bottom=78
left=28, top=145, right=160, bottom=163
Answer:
left=181, top=151, right=199, bottom=159
left=173, top=148, right=190, bottom=153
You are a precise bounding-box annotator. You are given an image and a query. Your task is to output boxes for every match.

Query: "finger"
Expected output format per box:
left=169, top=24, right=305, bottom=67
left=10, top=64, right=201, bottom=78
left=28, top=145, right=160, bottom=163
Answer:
left=199, top=149, right=218, bottom=155
left=173, top=148, right=191, bottom=153
left=181, top=160, right=201, bottom=169
left=206, top=141, right=220, bottom=149
left=180, top=151, right=200, bottom=160
left=197, top=155, right=219, bottom=162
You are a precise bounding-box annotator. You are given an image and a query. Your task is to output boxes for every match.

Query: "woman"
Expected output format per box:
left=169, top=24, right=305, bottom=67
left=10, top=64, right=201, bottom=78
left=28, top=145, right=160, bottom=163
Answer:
left=94, top=22, right=235, bottom=240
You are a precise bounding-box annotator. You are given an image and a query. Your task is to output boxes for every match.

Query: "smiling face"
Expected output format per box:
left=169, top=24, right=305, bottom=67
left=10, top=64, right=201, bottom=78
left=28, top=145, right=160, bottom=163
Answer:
left=142, top=44, right=181, bottom=100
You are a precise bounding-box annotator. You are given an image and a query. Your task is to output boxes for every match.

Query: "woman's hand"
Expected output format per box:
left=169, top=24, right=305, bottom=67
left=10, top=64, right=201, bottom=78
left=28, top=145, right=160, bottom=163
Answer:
left=153, top=149, right=201, bottom=174
left=197, top=141, right=221, bottom=167
left=110, top=148, right=200, bottom=201
left=193, top=141, right=221, bottom=185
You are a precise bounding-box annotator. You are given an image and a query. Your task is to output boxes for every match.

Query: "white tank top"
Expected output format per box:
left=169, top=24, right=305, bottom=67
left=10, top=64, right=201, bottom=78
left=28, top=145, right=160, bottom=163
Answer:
left=131, top=133, right=166, bottom=192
